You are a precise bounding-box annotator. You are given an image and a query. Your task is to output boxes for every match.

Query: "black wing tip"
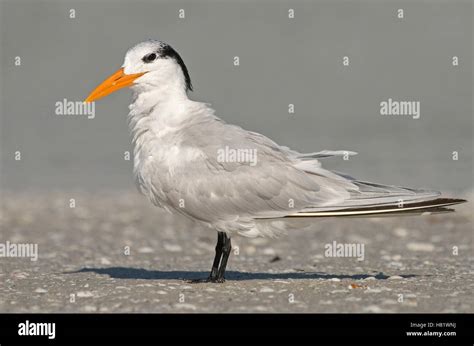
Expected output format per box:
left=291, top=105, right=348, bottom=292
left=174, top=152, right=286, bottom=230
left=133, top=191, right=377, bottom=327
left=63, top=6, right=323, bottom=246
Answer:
left=431, top=198, right=467, bottom=205
left=333, top=198, right=467, bottom=213
left=284, top=197, right=468, bottom=218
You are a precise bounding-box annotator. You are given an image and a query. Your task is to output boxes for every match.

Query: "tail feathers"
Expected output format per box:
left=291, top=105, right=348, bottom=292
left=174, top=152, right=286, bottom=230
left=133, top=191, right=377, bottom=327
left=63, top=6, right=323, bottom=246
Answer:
left=287, top=198, right=466, bottom=218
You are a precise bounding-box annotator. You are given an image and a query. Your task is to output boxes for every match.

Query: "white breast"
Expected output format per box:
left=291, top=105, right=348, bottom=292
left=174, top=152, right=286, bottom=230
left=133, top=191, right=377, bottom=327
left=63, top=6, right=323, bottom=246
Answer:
left=127, top=90, right=207, bottom=207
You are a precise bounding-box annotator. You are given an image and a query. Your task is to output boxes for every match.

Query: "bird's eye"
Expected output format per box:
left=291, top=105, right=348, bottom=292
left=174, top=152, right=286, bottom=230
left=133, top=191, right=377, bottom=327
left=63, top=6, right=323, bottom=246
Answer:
left=143, top=53, right=157, bottom=63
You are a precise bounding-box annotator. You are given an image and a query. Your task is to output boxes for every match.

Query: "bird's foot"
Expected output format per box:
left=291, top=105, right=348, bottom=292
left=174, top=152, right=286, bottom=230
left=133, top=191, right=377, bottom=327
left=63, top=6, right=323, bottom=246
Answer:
left=188, top=276, right=225, bottom=284
left=210, top=276, right=225, bottom=283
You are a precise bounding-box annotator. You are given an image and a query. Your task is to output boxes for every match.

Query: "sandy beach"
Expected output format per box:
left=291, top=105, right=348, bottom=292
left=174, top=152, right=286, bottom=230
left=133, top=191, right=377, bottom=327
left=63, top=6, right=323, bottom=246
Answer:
left=0, top=190, right=472, bottom=313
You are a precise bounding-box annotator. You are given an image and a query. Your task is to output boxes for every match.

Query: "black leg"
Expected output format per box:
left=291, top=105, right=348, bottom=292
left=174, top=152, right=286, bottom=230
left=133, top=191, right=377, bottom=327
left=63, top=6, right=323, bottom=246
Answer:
left=215, top=233, right=231, bottom=283
left=209, top=232, right=224, bottom=280
left=190, top=232, right=226, bottom=283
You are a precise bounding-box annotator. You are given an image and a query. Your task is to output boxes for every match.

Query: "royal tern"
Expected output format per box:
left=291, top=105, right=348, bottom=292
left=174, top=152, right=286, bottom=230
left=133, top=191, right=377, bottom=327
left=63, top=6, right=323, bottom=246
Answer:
left=85, top=40, right=465, bottom=283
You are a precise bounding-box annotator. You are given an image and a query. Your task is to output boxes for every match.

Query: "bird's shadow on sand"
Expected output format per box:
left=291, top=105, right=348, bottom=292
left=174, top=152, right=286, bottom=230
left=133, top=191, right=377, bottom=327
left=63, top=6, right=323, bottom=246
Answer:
left=66, top=267, right=418, bottom=281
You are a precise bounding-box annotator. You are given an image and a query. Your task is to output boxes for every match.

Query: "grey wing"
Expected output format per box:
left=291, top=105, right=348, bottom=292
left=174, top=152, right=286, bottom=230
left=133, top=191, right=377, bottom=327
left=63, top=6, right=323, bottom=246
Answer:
left=159, top=120, right=353, bottom=223
left=157, top=118, right=439, bottom=225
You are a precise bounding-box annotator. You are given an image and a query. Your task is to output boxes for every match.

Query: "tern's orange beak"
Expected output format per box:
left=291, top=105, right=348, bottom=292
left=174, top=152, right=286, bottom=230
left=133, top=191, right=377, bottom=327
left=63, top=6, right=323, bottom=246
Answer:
left=84, top=68, right=146, bottom=103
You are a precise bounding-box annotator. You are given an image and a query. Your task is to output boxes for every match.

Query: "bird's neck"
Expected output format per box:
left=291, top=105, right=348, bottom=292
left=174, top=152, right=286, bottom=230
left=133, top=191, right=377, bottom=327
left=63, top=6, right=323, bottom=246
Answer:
left=129, top=78, right=189, bottom=114
left=127, top=85, right=214, bottom=187
left=127, top=83, right=211, bottom=153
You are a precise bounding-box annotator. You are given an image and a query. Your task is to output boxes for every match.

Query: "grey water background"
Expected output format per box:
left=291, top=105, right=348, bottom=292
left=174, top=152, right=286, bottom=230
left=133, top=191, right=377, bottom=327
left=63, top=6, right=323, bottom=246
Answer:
left=0, top=0, right=472, bottom=193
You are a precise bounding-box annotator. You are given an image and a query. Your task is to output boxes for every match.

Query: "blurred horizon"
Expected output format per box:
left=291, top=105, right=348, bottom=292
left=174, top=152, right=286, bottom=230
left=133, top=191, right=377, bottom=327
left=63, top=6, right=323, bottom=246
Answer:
left=0, top=0, right=472, bottom=193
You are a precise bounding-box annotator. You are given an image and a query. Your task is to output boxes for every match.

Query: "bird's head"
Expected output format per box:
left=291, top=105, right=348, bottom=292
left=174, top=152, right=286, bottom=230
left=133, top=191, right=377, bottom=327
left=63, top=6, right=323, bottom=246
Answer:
left=85, top=40, right=192, bottom=103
